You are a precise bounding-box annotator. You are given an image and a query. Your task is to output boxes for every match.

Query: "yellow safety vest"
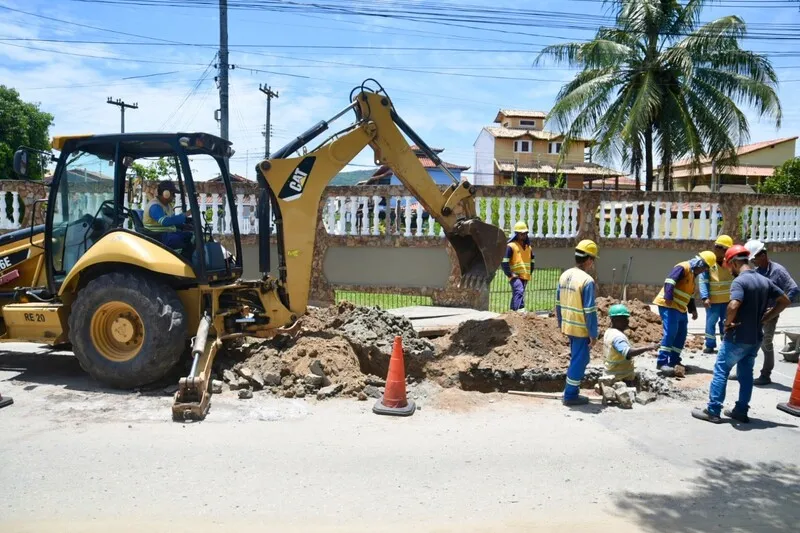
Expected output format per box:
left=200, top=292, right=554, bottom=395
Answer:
left=604, top=328, right=634, bottom=381
left=505, top=242, right=532, bottom=281
left=143, top=199, right=177, bottom=233
left=653, top=261, right=695, bottom=313
left=707, top=263, right=733, bottom=304
left=557, top=266, right=595, bottom=338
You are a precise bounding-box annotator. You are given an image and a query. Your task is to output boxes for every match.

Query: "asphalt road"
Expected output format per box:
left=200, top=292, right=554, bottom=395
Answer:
left=1, top=321, right=799, bottom=532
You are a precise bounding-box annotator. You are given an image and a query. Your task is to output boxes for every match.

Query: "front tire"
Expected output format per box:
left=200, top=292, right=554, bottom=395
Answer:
left=68, top=272, right=187, bottom=388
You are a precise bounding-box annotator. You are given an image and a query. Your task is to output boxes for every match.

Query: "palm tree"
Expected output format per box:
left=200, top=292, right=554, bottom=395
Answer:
left=536, top=0, right=781, bottom=190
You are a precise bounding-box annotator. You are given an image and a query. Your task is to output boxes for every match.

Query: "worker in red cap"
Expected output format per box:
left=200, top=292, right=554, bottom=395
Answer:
left=693, top=245, right=790, bottom=424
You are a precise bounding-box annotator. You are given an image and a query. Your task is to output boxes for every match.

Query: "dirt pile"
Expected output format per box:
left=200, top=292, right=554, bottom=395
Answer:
left=217, top=303, right=433, bottom=399
left=595, top=297, right=704, bottom=352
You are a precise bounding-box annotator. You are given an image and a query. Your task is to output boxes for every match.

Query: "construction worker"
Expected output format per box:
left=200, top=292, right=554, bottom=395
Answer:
left=556, top=239, right=598, bottom=406
left=693, top=245, right=790, bottom=423
left=501, top=221, right=535, bottom=312
left=144, top=180, right=194, bottom=258
left=604, top=304, right=660, bottom=382
left=697, top=235, right=734, bottom=354
left=652, top=250, right=716, bottom=372
left=743, top=240, right=799, bottom=385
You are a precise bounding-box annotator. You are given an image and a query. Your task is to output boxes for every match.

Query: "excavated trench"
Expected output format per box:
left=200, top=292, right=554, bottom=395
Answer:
left=214, top=299, right=701, bottom=400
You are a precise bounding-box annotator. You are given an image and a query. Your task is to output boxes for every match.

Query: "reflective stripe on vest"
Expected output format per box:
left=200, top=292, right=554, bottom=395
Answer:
left=557, top=267, right=594, bottom=338
left=708, top=264, right=732, bottom=304
left=653, top=261, right=695, bottom=313
left=507, top=242, right=532, bottom=281
left=604, top=329, right=634, bottom=379
left=143, top=199, right=177, bottom=233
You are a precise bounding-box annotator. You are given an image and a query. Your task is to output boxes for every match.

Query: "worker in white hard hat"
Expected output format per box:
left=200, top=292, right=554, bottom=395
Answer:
left=556, top=239, right=599, bottom=406
left=652, top=251, right=716, bottom=374
left=740, top=240, right=799, bottom=385
left=501, top=221, right=535, bottom=312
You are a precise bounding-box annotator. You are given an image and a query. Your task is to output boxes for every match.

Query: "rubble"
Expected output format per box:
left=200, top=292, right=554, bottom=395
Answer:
left=211, top=380, right=224, bottom=394
left=238, top=389, right=253, bottom=399
left=317, top=383, right=343, bottom=400
left=616, top=387, right=636, bottom=409
left=636, top=391, right=658, bottom=405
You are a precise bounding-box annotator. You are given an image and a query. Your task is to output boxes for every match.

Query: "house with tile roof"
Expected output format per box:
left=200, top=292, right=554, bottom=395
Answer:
left=473, top=109, right=623, bottom=188
left=658, top=136, right=798, bottom=193
left=362, top=145, right=469, bottom=185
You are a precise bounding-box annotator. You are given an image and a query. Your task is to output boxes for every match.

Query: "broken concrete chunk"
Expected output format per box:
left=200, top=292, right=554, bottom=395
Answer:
left=249, top=371, right=266, bottom=390
left=317, top=383, right=344, bottom=400
left=635, top=391, right=657, bottom=405
left=304, top=373, right=325, bottom=388
left=238, top=389, right=253, bottom=399
left=309, top=359, right=325, bottom=377
left=365, top=375, right=386, bottom=387
left=294, top=386, right=307, bottom=399
left=357, top=392, right=368, bottom=401
left=222, top=369, right=237, bottom=383
left=613, top=381, right=628, bottom=391
left=602, top=385, right=617, bottom=405
left=236, top=366, right=255, bottom=380
left=598, top=375, right=619, bottom=387
left=616, top=388, right=635, bottom=409
left=263, top=372, right=282, bottom=387
left=211, top=380, right=224, bottom=394
left=363, top=385, right=383, bottom=399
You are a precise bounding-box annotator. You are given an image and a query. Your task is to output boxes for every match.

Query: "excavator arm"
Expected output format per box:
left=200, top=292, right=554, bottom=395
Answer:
left=256, top=80, right=507, bottom=315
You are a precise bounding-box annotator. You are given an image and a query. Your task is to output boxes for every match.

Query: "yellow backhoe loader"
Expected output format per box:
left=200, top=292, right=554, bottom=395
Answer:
left=4, top=80, right=506, bottom=420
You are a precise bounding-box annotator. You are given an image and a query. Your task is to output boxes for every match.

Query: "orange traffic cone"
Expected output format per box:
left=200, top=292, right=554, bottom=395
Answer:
left=373, top=336, right=416, bottom=417
left=777, top=360, right=800, bottom=417
left=0, top=391, right=12, bottom=409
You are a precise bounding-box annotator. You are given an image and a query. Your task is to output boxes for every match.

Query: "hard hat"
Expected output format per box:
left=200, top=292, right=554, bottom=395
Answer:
left=608, top=304, right=630, bottom=318
left=724, top=244, right=750, bottom=266
left=575, top=239, right=599, bottom=258
left=714, top=235, right=733, bottom=249
left=698, top=251, right=716, bottom=268
left=744, top=239, right=766, bottom=257
left=513, top=221, right=529, bottom=233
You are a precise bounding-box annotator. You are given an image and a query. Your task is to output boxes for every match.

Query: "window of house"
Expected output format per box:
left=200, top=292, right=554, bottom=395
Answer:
left=548, top=142, right=563, bottom=154
left=519, top=119, right=538, bottom=128
left=513, top=140, right=531, bottom=153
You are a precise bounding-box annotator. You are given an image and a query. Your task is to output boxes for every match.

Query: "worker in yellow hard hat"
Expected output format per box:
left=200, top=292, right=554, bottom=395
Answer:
left=556, top=239, right=599, bottom=405
left=501, top=221, right=535, bottom=312
left=652, top=250, right=716, bottom=374
left=698, top=235, right=734, bottom=354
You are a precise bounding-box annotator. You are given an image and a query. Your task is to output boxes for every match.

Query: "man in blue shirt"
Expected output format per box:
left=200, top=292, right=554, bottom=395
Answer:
left=744, top=240, right=799, bottom=385
left=143, top=181, right=194, bottom=258
left=693, top=245, right=790, bottom=424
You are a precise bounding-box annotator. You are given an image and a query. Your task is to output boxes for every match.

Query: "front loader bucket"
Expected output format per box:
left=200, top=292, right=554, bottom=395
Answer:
left=448, top=218, right=507, bottom=289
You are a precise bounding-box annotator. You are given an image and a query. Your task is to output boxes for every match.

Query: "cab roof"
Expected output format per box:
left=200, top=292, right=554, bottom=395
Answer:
left=51, top=132, right=232, bottom=159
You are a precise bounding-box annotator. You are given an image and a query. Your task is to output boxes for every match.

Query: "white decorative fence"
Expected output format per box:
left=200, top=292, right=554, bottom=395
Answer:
left=598, top=201, right=721, bottom=240
left=321, top=195, right=580, bottom=238
left=741, top=205, right=800, bottom=242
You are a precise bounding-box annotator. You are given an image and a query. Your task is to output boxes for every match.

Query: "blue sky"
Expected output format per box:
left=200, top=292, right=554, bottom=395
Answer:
left=1, top=0, right=799, bottom=181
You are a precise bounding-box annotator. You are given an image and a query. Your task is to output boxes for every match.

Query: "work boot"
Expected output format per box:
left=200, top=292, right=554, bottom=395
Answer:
left=724, top=409, right=750, bottom=424
left=703, top=347, right=716, bottom=354
left=753, top=375, right=772, bottom=386
left=658, top=365, right=675, bottom=377
left=692, top=407, right=723, bottom=424
left=562, top=395, right=590, bottom=406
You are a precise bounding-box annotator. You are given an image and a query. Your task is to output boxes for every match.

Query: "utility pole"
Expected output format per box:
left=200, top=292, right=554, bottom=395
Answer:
left=106, top=97, right=138, bottom=133
left=218, top=0, right=229, bottom=140
left=259, top=84, right=279, bottom=158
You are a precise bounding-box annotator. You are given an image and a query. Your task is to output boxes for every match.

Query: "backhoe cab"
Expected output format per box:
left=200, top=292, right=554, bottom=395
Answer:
left=3, top=80, right=505, bottom=422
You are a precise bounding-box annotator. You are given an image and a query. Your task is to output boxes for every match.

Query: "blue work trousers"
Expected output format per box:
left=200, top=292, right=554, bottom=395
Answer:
left=657, top=306, right=688, bottom=368
left=707, top=340, right=758, bottom=416
left=564, top=336, right=591, bottom=400
left=510, top=278, right=527, bottom=311
left=704, top=303, right=727, bottom=350
left=162, top=231, right=193, bottom=257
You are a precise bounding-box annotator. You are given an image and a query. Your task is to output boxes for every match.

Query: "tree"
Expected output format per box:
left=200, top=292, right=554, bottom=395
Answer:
left=0, top=86, right=54, bottom=180
left=130, top=156, right=178, bottom=181
left=536, top=0, right=781, bottom=191
left=759, top=157, right=800, bottom=195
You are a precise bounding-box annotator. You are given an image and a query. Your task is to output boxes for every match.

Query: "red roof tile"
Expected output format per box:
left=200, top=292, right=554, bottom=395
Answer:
left=670, top=137, right=798, bottom=168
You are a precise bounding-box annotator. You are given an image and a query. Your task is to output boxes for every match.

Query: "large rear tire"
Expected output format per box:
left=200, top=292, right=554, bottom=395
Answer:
left=68, top=272, right=187, bottom=388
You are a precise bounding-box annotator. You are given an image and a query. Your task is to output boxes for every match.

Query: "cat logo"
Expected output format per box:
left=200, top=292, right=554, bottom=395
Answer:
left=278, top=156, right=316, bottom=202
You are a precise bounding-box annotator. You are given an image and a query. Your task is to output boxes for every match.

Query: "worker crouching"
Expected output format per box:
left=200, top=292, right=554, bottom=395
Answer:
left=698, top=235, right=734, bottom=354
left=502, top=221, right=535, bottom=312
left=604, top=304, right=660, bottom=382
left=652, top=251, right=715, bottom=373
left=556, top=240, right=598, bottom=406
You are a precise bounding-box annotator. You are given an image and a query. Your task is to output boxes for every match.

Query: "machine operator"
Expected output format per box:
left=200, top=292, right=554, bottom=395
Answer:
left=144, top=180, right=194, bottom=259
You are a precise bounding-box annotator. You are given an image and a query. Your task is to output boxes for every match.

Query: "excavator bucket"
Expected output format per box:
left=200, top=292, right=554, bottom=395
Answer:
left=448, top=218, right=507, bottom=289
